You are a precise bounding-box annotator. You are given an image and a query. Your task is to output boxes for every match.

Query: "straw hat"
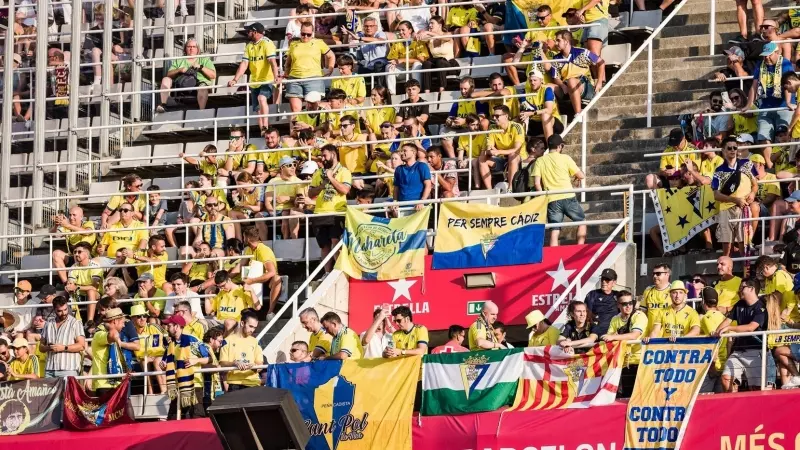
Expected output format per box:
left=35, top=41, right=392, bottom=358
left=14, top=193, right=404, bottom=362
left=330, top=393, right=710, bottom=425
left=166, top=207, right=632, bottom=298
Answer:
left=525, top=310, right=546, bottom=329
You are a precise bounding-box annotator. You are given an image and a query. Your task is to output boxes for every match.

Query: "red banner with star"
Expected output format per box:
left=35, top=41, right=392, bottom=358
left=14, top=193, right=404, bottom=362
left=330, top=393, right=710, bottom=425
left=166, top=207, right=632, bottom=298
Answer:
left=348, top=244, right=620, bottom=331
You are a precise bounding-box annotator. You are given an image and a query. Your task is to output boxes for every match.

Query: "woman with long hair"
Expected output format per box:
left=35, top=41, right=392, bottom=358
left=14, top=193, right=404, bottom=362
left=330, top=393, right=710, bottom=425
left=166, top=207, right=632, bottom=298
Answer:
left=417, top=16, right=459, bottom=93
left=558, top=300, right=600, bottom=354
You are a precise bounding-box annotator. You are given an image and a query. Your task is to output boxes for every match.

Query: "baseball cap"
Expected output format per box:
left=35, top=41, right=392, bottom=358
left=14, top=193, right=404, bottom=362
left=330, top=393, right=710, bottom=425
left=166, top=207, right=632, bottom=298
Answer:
left=15, top=280, right=32, bottom=292
left=562, top=7, right=578, bottom=17
left=786, top=191, right=800, bottom=203
left=667, top=128, right=685, bottom=146
left=304, top=91, right=322, bottom=103
left=12, top=53, right=21, bottom=65
left=723, top=46, right=745, bottom=59
left=777, top=124, right=790, bottom=134
left=760, top=41, right=779, bottom=56
left=245, top=22, right=266, bottom=34
left=278, top=156, right=295, bottom=167
left=749, top=154, right=766, bottom=165
left=11, top=337, right=28, bottom=349
left=600, top=268, right=618, bottom=281
left=529, top=69, right=545, bottom=80
left=162, top=314, right=187, bottom=327
left=701, top=286, right=719, bottom=302
left=547, top=134, right=564, bottom=149
left=137, top=272, right=155, bottom=282
left=300, top=161, right=318, bottom=176
left=37, top=284, right=56, bottom=299
left=736, top=133, right=755, bottom=144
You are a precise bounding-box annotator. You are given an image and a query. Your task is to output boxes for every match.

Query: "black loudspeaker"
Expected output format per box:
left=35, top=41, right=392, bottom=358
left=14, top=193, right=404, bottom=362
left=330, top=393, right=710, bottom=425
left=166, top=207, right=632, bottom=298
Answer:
left=207, top=386, right=310, bottom=450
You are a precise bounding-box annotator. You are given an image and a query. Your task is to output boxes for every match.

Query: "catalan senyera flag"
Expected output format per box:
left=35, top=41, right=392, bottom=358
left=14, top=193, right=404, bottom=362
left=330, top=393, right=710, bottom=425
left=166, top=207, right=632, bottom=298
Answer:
left=432, top=197, right=547, bottom=269
left=266, top=356, right=421, bottom=450
left=508, top=342, right=624, bottom=411
left=624, top=337, right=719, bottom=450
left=650, top=185, right=718, bottom=253
left=335, top=206, right=430, bottom=281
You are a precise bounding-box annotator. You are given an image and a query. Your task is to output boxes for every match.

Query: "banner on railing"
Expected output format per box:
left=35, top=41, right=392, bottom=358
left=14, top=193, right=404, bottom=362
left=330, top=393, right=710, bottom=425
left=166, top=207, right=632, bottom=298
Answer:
left=336, top=206, right=430, bottom=281
left=624, top=337, right=719, bottom=450
left=63, top=376, right=134, bottom=431
left=650, top=186, right=718, bottom=253
left=0, top=378, right=63, bottom=435
left=432, top=197, right=547, bottom=269
left=266, top=356, right=421, bottom=450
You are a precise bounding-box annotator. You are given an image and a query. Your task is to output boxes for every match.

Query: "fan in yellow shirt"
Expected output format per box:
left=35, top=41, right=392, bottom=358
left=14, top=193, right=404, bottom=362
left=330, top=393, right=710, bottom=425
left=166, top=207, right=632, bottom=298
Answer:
left=300, top=308, right=333, bottom=359
left=130, top=305, right=166, bottom=362
left=8, top=337, right=39, bottom=381
left=331, top=54, right=366, bottom=105
left=219, top=309, right=264, bottom=389
left=384, top=306, right=429, bottom=357
left=478, top=104, right=526, bottom=190
left=642, top=264, right=673, bottom=335
left=334, top=115, right=368, bottom=175
left=319, top=312, right=363, bottom=360
left=209, top=271, right=261, bottom=332
left=97, top=204, right=149, bottom=258
left=648, top=281, right=701, bottom=339
left=241, top=227, right=282, bottom=320
left=309, top=146, right=353, bottom=214
left=525, top=310, right=560, bottom=346
left=760, top=257, right=800, bottom=323
left=699, top=288, right=729, bottom=384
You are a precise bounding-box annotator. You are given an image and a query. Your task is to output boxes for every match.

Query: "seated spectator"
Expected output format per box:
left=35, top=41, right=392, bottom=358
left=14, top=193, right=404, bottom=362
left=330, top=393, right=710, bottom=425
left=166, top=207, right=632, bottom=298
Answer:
left=417, top=16, right=459, bottom=93
left=308, top=145, right=352, bottom=274
left=698, top=287, right=727, bottom=393
left=334, top=115, right=369, bottom=175
left=441, top=77, right=487, bottom=158
left=472, top=73, right=520, bottom=124
left=386, top=21, right=429, bottom=95
left=459, top=114, right=488, bottom=184
left=145, top=186, right=168, bottom=230
left=157, top=38, right=216, bottom=112
left=229, top=171, right=266, bottom=241
left=313, top=3, right=344, bottom=45
left=200, top=328, right=224, bottom=407
left=361, top=88, right=396, bottom=140
left=384, top=306, right=429, bottom=357
left=285, top=5, right=311, bottom=43
left=532, top=134, right=586, bottom=246
left=101, top=174, right=145, bottom=229
left=319, top=311, right=363, bottom=360
left=223, top=127, right=253, bottom=183
left=285, top=22, right=335, bottom=113
left=219, top=308, right=264, bottom=390
left=473, top=1, right=503, bottom=55
left=96, top=202, right=149, bottom=265
left=697, top=90, right=732, bottom=142
left=395, top=79, right=430, bottom=127
left=241, top=227, right=282, bottom=321
left=85, top=5, right=133, bottom=86
left=7, top=337, right=38, bottom=380
left=426, top=146, right=459, bottom=198
left=321, top=89, right=362, bottom=138
left=40, top=296, right=85, bottom=378
left=646, top=128, right=699, bottom=189
left=391, top=143, right=432, bottom=216
left=65, top=241, right=103, bottom=324
left=129, top=235, right=171, bottom=299
left=182, top=242, right=215, bottom=289
left=207, top=270, right=261, bottom=333
left=180, top=145, right=229, bottom=188
left=729, top=87, right=758, bottom=141
left=445, top=3, right=481, bottom=57
left=715, top=47, right=754, bottom=93
left=713, top=136, right=759, bottom=257
left=387, top=0, right=430, bottom=35
left=746, top=42, right=794, bottom=162
left=191, top=195, right=235, bottom=250
left=130, top=304, right=167, bottom=393
left=360, top=308, right=393, bottom=358
left=759, top=256, right=800, bottom=324
left=51, top=206, right=97, bottom=285
left=526, top=310, right=559, bottom=346
left=751, top=153, right=780, bottom=226
left=477, top=105, right=526, bottom=189
left=367, top=121, right=396, bottom=176
left=167, top=274, right=205, bottom=320
left=102, top=277, right=130, bottom=303
left=265, top=157, right=303, bottom=238
left=520, top=69, right=563, bottom=141
left=230, top=22, right=280, bottom=133
left=431, top=325, right=469, bottom=353
left=698, top=138, right=724, bottom=178
left=558, top=301, right=600, bottom=353
left=647, top=281, right=701, bottom=340
left=493, top=321, right=513, bottom=348
left=602, top=291, right=647, bottom=398
left=547, top=30, right=605, bottom=115
left=331, top=54, right=366, bottom=106
left=289, top=341, right=310, bottom=362
left=375, top=152, right=404, bottom=198
left=133, top=272, right=167, bottom=320
left=390, top=117, right=431, bottom=155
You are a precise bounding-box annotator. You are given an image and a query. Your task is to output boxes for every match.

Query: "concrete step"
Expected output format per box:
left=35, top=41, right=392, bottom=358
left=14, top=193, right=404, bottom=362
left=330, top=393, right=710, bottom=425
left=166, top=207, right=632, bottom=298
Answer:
left=565, top=137, right=674, bottom=155
left=604, top=79, right=715, bottom=97
left=593, top=90, right=714, bottom=109
left=588, top=173, right=648, bottom=188
left=563, top=125, right=677, bottom=145
left=664, top=10, right=740, bottom=27
left=659, top=21, right=742, bottom=39
left=587, top=99, right=705, bottom=121
left=588, top=161, right=661, bottom=176
left=626, top=55, right=727, bottom=73
left=652, top=32, right=739, bottom=50
left=617, top=66, right=724, bottom=84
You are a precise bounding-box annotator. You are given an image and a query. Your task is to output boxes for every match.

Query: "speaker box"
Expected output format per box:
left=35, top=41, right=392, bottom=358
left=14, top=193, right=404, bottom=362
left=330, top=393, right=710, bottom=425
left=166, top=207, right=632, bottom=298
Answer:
left=207, top=386, right=310, bottom=450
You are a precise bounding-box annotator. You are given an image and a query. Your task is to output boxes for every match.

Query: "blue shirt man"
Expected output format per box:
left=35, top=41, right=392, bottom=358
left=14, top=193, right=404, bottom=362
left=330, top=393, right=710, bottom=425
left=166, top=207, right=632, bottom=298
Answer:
left=393, top=144, right=432, bottom=203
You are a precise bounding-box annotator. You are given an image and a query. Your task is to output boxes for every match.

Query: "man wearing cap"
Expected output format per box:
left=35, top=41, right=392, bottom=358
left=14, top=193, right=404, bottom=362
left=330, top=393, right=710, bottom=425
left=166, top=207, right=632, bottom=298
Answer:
left=745, top=41, right=795, bottom=155
left=532, top=134, right=586, bottom=246
left=133, top=272, right=167, bottom=319
left=230, top=22, right=280, bottom=133
left=602, top=290, right=647, bottom=397
left=292, top=92, right=325, bottom=136
left=584, top=268, right=620, bottom=334
left=713, top=136, right=759, bottom=257
left=526, top=310, right=559, bottom=347
left=265, top=156, right=303, bottom=239
left=40, top=296, right=85, bottom=378
left=160, top=314, right=209, bottom=418
left=2, top=281, right=39, bottom=333
left=647, top=281, right=701, bottom=340
left=646, top=128, right=699, bottom=189
left=91, top=308, right=128, bottom=396
left=468, top=301, right=503, bottom=351
left=130, top=303, right=167, bottom=390
left=7, top=337, right=38, bottom=381
left=700, top=287, right=728, bottom=393
left=715, top=46, right=753, bottom=91
left=520, top=69, right=562, bottom=142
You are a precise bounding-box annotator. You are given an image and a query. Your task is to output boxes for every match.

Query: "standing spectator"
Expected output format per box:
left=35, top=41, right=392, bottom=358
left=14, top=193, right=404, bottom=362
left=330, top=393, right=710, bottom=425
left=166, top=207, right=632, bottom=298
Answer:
left=220, top=309, right=264, bottom=391
left=4, top=281, right=38, bottom=333
left=699, top=287, right=728, bottom=393
left=646, top=128, right=699, bottom=189
left=361, top=309, right=393, bottom=358
left=558, top=301, right=600, bottom=353
left=526, top=310, right=559, bottom=346
left=478, top=105, right=526, bottom=190
left=101, top=175, right=146, bottom=229
left=386, top=21, right=429, bottom=95
left=746, top=42, right=794, bottom=161
left=469, top=301, right=501, bottom=351
left=130, top=304, right=167, bottom=394
left=648, top=281, right=701, bottom=339
left=426, top=146, right=459, bottom=198
left=319, top=312, right=363, bottom=360
left=584, top=268, right=619, bottom=334
left=520, top=69, right=562, bottom=141
left=602, top=291, right=647, bottom=398
left=716, top=278, right=767, bottom=392
left=431, top=325, right=469, bottom=354
left=642, top=263, right=672, bottom=336
left=502, top=5, right=562, bottom=86
left=241, top=227, right=282, bottom=321
left=90, top=308, right=128, bottom=396
left=40, top=296, right=85, bottom=377
left=200, top=329, right=224, bottom=408
left=299, top=308, right=332, bottom=359
left=493, top=322, right=514, bottom=348
left=573, top=0, right=610, bottom=60
left=352, top=17, right=389, bottom=89
left=715, top=256, right=741, bottom=314
left=417, top=16, right=459, bottom=93
left=727, top=0, right=764, bottom=43
left=7, top=337, right=38, bottom=380
left=548, top=30, right=605, bottom=115
left=285, top=22, right=335, bottom=113
left=759, top=256, right=800, bottom=324
left=384, top=306, right=429, bottom=358
left=391, top=143, right=432, bottom=216
left=161, top=314, right=207, bottom=419
left=65, top=242, right=102, bottom=324
left=51, top=206, right=97, bottom=285
left=532, top=134, right=586, bottom=246
left=157, top=38, right=216, bottom=112
left=395, top=79, right=430, bottom=127
left=173, top=301, right=206, bottom=341
left=712, top=136, right=758, bottom=257
left=207, top=270, right=260, bottom=333
left=308, top=145, right=352, bottom=274
left=230, top=22, right=280, bottom=133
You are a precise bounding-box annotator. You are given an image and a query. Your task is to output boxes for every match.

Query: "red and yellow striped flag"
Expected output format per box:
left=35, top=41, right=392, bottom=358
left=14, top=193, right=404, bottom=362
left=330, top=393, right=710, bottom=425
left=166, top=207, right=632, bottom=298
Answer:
left=508, top=342, right=625, bottom=411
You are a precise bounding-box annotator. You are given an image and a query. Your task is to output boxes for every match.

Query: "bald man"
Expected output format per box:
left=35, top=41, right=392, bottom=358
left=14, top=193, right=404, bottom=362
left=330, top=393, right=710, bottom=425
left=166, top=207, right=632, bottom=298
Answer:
left=468, top=301, right=503, bottom=351
left=51, top=206, right=98, bottom=284
left=714, top=256, right=741, bottom=314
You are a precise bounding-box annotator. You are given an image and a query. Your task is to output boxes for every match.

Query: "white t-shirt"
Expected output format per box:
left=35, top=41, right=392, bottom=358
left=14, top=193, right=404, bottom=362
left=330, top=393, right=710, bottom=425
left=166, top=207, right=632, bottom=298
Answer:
left=165, top=291, right=205, bottom=319
left=360, top=331, right=391, bottom=358
left=0, top=296, right=41, bottom=332
left=398, top=6, right=431, bottom=34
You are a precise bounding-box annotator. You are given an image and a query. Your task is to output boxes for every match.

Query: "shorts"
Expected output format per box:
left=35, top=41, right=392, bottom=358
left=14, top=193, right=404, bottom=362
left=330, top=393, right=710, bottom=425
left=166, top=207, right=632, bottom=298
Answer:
left=716, top=206, right=743, bottom=244
left=759, top=202, right=769, bottom=218
left=285, top=78, right=325, bottom=99
left=440, top=126, right=460, bottom=141
left=490, top=156, right=507, bottom=172
left=723, top=349, right=762, bottom=387
left=527, top=118, right=565, bottom=137
left=249, top=84, right=274, bottom=110
left=547, top=197, right=586, bottom=223
left=581, top=77, right=596, bottom=101
left=700, top=372, right=722, bottom=393
left=314, top=216, right=345, bottom=249
left=790, top=343, right=800, bottom=361
left=582, top=17, right=609, bottom=45
left=756, top=109, right=793, bottom=142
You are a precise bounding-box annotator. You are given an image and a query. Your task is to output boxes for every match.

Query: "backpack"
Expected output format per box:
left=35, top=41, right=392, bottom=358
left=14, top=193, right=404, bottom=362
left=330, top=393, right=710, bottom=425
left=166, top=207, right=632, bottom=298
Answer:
left=511, top=162, right=532, bottom=193
left=174, top=69, right=198, bottom=89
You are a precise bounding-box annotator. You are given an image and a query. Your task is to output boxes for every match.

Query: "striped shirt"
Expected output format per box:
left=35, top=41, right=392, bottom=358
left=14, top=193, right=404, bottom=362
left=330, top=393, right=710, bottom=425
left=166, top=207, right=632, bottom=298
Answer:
left=42, top=315, right=85, bottom=372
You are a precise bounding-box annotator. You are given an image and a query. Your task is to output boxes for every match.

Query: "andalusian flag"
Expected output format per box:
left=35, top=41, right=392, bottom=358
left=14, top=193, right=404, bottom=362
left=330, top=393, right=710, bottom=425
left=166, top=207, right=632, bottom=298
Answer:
left=508, top=342, right=624, bottom=411
left=651, top=185, right=719, bottom=253
left=421, top=348, right=524, bottom=416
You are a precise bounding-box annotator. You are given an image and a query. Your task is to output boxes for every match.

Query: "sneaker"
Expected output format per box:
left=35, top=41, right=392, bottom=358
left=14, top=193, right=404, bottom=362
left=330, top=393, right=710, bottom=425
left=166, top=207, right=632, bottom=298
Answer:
left=782, top=376, right=800, bottom=389
left=266, top=312, right=276, bottom=322
left=727, top=35, right=747, bottom=44
left=155, top=104, right=166, bottom=114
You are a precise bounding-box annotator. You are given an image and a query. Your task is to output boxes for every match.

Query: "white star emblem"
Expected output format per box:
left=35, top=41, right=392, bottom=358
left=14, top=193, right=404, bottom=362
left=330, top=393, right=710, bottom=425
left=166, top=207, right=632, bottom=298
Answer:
left=388, top=279, right=417, bottom=302
left=546, top=259, right=576, bottom=292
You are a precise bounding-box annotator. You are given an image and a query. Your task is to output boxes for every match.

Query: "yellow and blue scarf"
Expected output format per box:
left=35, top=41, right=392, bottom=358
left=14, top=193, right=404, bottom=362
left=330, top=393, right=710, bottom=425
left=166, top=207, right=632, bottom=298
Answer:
left=165, top=334, right=198, bottom=408
left=760, top=55, right=785, bottom=99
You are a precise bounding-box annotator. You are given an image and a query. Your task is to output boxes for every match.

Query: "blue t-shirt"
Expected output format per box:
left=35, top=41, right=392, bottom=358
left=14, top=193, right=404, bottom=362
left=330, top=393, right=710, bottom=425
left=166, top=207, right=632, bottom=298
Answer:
left=754, top=58, right=795, bottom=108
left=121, top=320, right=140, bottom=369
left=394, top=161, right=431, bottom=201
left=448, top=100, right=489, bottom=118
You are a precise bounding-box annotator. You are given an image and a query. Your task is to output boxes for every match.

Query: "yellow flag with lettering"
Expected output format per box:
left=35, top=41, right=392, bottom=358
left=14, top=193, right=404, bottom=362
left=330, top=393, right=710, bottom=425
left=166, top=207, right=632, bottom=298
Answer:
left=650, top=185, right=718, bottom=253
left=624, top=337, right=719, bottom=450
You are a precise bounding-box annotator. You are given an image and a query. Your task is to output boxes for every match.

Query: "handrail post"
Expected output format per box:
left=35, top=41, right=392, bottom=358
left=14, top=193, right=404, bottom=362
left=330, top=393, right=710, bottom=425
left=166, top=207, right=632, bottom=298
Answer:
left=32, top=0, right=49, bottom=229
left=0, top=0, right=15, bottom=263
left=99, top=0, right=113, bottom=158
left=761, top=334, right=767, bottom=390
left=131, top=0, right=145, bottom=122
left=646, top=39, right=653, bottom=128
left=709, top=0, right=716, bottom=56
left=641, top=191, right=647, bottom=270
left=581, top=116, right=587, bottom=203
left=66, top=0, right=81, bottom=192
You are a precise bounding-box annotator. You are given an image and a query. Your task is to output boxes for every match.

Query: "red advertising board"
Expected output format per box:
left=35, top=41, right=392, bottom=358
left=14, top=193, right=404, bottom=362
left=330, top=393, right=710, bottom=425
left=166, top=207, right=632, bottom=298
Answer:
left=348, top=244, right=618, bottom=331
left=412, top=390, right=800, bottom=450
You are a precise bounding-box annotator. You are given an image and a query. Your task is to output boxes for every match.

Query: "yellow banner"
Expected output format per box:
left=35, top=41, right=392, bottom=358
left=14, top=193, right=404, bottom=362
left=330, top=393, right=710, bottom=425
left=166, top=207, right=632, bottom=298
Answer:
left=335, top=206, right=431, bottom=281
left=624, top=338, right=719, bottom=450
left=650, top=185, right=718, bottom=253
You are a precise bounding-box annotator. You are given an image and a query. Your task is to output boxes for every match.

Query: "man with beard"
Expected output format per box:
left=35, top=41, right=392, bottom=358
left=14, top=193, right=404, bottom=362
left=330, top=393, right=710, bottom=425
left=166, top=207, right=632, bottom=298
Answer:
left=701, top=90, right=732, bottom=142
left=308, top=145, right=352, bottom=275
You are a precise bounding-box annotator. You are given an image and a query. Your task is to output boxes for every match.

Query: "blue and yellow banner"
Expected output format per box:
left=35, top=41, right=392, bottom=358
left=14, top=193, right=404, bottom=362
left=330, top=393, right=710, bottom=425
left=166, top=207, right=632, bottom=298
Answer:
left=266, top=357, right=421, bottom=450
left=336, top=206, right=430, bottom=281
left=432, top=197, right=547, bottom=269
left=651, top=185, right=719, bottom=253
left=624, top=337, right=719, bottom=450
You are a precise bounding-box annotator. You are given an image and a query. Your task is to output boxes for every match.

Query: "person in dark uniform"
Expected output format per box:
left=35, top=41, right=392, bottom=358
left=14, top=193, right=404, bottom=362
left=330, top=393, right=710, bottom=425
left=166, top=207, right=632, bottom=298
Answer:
left=584, top=268, right=620, bottom=335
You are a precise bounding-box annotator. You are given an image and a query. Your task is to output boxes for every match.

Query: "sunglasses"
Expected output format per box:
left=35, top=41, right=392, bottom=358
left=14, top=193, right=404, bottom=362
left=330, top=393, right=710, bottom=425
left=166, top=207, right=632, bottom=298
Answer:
left=725, top=146, right=738, bottom=151
left=692, top=279, right=704, bottom=283
left=760, top=24, right=775, bottom=29
left=14, top=287, right=29, bottom=294
left=730, top=95, right=741, bottom=101
left=133, top=315, right=147, bottom=319
left=119, top=208, right=133, bottom=213
left=653, top=272, right=669, bottom=276
left=711, top=100, right=723, bottom=105
left=206, top=203, right=218, bottom=208
left=342, top=123, right=354, bottom=128
left=492, top=114, right=505, bottom=119
left=536, top=14, right=549, bottom=21
left=301, top=32, right=313, bottom=37
left=393, top=318, right=403, bottom=324
left=290, top=348, right=304, bottom=353
left=618, top=302, right=633, bottom=307
left=282, top=163, right=296, bottom=168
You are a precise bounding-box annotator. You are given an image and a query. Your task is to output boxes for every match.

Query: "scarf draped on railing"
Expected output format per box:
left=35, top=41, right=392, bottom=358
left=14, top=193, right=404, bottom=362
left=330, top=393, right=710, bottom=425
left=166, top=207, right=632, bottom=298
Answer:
left=99, top=324, right=127, bottom=385
left=165, top=334, right=197, bottom=409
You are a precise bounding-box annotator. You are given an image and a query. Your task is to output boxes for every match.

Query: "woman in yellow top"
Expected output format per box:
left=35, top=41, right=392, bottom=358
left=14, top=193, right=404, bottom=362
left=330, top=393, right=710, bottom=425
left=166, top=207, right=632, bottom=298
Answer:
left=230, top=171, right=266, bottom=242
left=265, top=156, right=304, bottom=239
left=285, top=22, right=336, bottom=113
left=366, top=121, right=396, bottom=174
left=375, top=152, right=403, bottom=198
left=360, top=87, right=396, bottom=136
left=130, top=304, right=167, bottom=393
left=330, top=54, right=365, bottom=105
left=417, top=16, right=460, bottom=93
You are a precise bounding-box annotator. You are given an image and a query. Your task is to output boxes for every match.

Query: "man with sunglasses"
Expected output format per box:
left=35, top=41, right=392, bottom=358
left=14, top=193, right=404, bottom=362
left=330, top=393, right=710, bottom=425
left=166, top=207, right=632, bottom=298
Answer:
left=230, top=22, right=280, bottom=134
left=289, top=341, right=309, bottom=362
left=190, top=197, right=235, bottom=250
left=641, top=263, right=672, bottom=336
left=101, top=174, right=146, bottom=229
left=713, top=136, right=759, bottom=257
left=478, top=105, right=526, bottom=190
left=51, top=206, right=97, bottom=285
left=208, top=270, right=260, bottom=334
left=65, top=241, right=103, bottom=324
left=334, top=115, right=369, bottom=175
left=97, top=201, right=149, bottom=264
left=383, top=306, right=428, bottom=358
left=601, top=290, right=646, bottom=398
left=702, top=90, right=733, bottom=142
left=502, top=5, right=563, bottom=87
left=309, top=145, right=352, bottom=275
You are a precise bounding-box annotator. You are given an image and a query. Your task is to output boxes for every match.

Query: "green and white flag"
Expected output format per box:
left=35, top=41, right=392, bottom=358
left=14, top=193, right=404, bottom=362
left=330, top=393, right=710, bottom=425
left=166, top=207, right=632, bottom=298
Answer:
left=421, top=348, right=524, bottom=416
